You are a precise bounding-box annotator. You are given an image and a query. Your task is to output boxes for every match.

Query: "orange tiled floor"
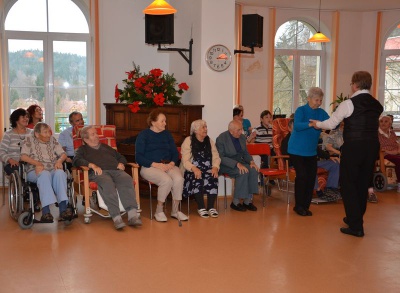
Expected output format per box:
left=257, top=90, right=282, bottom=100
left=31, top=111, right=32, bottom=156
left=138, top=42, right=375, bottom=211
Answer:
left=0, top=188, right=399, bottom=293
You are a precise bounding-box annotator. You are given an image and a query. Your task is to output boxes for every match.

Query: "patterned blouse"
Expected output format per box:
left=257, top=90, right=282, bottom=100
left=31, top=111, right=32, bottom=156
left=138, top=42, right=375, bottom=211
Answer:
left=21, top=135, right=66, bottom=173
left=0, top=128, right=32, bottom=163
left=378, top=129, right=398, bottom=154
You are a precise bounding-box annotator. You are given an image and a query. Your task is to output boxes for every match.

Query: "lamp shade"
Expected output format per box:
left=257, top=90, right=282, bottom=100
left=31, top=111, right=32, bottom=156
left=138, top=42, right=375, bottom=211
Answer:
left=143, top=0, right=177, bottom=15
left=308, top=32, right=330, bottom=43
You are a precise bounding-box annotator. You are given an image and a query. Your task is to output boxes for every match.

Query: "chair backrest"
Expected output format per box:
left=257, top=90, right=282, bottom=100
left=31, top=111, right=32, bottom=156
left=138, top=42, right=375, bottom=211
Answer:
left=246, top=143, right=271, bottom=156
left=72, top=125, right=117, bottom=151
left=272, top=118, right=291, bottom=169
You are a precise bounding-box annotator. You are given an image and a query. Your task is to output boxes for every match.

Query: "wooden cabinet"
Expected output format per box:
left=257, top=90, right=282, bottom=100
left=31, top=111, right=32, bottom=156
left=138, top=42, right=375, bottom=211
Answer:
left=104, top=103, right=203, bottom=159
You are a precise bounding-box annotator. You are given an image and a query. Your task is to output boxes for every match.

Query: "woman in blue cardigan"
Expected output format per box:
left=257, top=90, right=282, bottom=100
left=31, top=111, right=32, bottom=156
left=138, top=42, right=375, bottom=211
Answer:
left=288, top=87, right=329, bottom=216
left=135, top=109, right=188, bottom=222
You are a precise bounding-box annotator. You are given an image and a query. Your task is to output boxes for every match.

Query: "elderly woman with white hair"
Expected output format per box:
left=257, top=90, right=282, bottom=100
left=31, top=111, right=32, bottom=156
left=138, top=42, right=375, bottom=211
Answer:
left=180, top=119, right=221, bottom=218
left=289, top=87, right=330, bottom=217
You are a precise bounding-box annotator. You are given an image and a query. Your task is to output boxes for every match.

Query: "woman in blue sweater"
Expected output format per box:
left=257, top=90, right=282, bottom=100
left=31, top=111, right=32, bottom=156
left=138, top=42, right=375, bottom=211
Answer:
left=135, top=109, right=188, bottom=222
left=288, top=87, right=329, bottom=216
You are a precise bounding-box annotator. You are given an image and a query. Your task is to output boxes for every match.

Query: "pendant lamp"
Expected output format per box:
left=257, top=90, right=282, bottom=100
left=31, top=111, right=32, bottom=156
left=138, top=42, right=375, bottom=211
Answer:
left=308, top=0, right=330, bottom=43
left=143, top=0, right=177, bottom=15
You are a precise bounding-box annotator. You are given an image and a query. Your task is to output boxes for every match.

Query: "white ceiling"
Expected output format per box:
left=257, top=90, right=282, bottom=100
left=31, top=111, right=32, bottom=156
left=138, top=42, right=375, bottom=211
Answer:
left=237, top=0, right=400, bottom=12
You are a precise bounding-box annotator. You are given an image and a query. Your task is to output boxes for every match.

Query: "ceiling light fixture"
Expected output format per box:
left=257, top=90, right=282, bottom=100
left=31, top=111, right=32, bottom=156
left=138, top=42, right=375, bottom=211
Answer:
left=308, top=0, right=330, bottom=43
left=143, top=0, right=177, bottom=15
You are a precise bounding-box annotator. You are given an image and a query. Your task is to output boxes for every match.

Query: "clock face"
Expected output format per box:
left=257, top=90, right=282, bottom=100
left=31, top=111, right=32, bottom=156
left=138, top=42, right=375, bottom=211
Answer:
left=205, top=45, right=232, bottom=72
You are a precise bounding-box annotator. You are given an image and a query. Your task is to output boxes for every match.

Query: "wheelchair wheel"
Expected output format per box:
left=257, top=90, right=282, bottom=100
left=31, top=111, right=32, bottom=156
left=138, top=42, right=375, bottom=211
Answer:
left=373, top=172, right=387, bottom=192
left=18, top=211, right=34, bottom=229
left=8, top=170, right=23, bottom=220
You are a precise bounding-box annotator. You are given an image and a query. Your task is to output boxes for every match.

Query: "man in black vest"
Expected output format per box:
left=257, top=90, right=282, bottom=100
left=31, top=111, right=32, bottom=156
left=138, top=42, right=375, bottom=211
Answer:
left=310, top=71, right=383, bottom=237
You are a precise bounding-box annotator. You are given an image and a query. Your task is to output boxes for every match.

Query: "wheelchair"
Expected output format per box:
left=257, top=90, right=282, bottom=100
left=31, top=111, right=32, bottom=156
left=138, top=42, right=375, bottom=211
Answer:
left=373, top=150, right=397, bottom=192
left=4, top=163, right=78, bottom=229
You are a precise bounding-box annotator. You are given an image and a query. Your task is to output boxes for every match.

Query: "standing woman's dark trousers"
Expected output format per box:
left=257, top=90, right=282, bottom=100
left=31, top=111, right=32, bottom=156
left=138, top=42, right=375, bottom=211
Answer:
left=290, top=154, right=317, bottom=210
left=340, top=139, right=379, bottom=232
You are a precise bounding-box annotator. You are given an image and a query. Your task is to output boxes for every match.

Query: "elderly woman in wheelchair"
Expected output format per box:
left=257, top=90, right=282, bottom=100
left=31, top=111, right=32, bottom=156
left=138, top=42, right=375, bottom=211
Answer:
left=0, top=108, right=32, bottom=175
left=20, top=122, right=74, bottom=224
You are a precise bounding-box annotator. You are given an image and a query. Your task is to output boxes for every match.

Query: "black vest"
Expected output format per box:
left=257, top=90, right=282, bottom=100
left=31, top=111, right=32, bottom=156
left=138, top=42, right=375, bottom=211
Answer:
left=343, top=93, right=383, bottom=142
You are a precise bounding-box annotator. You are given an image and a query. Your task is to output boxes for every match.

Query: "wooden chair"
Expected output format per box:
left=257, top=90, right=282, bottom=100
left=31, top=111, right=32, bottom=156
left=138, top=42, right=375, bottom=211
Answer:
left=72, top=125, right=140, bottom=224
left=247, top=143, right=290, bottom=205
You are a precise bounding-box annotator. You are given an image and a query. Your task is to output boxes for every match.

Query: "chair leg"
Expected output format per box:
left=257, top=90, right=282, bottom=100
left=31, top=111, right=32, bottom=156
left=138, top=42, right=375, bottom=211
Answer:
left=224, top=177, right=228, bottom=209
left=286, top=175, right=290, bottom=204
left=149, top=183, right=153, bottom=220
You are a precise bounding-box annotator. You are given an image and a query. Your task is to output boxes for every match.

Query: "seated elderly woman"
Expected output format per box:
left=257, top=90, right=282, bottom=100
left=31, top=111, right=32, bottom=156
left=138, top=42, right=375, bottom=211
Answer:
left=325, top=121, right=344, bottom=157
left=0, top=108, right=32, bottom=175
left=26, top=104, right=43, bottom=129
left=135, top=109, right=188, bottom=222
left=378, top=115, right=400, bottom=192
left=180, top=119, right=221, bottom=218
left=73, top=126, right=141, bottom=230
left=20, top=122, right=72, bottom=223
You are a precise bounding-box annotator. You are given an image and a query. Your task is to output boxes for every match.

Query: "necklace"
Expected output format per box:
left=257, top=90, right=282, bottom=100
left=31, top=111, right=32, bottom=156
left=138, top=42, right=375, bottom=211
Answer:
left=14, top=127, right=27, bottom=145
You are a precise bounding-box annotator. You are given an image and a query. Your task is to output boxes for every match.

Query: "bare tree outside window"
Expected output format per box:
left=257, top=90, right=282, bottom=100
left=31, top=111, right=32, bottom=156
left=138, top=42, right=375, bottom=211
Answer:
left=274, top=20, right=324, bottom=116
left=383, top=25, right=400, bottom=125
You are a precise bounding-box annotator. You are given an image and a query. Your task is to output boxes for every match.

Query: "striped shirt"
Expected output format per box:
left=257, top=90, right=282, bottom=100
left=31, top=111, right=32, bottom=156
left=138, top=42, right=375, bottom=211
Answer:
left=254, top=123, right=273, bottom=146
left=0, top=128, right=32, bottom=163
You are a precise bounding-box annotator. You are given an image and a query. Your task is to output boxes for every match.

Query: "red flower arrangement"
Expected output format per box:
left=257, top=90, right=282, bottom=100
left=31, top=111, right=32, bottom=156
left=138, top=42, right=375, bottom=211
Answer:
left=114, top=63, right=189, bottom=113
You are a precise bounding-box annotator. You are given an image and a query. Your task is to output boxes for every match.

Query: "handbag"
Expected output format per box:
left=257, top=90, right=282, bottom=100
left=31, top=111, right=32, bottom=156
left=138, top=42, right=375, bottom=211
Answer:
left=273, top=107, right=286, bottom=119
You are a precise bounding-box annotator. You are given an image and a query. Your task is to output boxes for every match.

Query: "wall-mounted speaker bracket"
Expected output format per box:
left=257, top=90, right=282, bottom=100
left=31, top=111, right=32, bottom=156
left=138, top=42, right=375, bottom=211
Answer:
left=234, top=46, right=254, bottom=55
left=157, top=38, right=193, bottom=75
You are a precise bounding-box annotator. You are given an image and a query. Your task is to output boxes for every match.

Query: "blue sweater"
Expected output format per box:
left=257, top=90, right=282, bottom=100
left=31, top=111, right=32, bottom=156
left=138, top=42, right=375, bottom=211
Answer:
left=135, top=128, right=179, bottom=168
left=288, top=104, right=329, bottom=156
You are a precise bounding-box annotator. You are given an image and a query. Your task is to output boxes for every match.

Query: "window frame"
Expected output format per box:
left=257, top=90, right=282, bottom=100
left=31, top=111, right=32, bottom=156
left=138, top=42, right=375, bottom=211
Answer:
left=2, top=0, right=92, bottom=132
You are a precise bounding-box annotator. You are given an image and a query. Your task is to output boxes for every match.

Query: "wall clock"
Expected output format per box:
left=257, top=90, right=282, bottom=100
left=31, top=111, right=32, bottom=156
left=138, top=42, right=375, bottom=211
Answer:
left=205, top=44, right=232, bottom=72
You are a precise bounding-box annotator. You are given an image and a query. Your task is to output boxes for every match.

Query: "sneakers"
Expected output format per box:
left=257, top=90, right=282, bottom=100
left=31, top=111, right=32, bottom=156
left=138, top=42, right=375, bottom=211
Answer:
left=198, top=208, right=209, bottom=218
left=113, top=218, right=126, bottom=230
left=367, top=192, right=378, bottom=203
left=171, top=211, right=189, bottom=221
left=128, top=216, right=143, bottom=227
left=208, top=208, right=219, bottom=218
left=154, top=211, right=168, bottom=222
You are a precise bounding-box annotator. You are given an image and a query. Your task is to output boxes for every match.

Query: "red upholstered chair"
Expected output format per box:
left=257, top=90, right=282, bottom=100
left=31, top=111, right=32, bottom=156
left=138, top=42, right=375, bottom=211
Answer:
left=247, top=143, right=290, bottom=206
left=72, top=125, right=140, bottom=224
left=272, top=118, right=329, bottom=197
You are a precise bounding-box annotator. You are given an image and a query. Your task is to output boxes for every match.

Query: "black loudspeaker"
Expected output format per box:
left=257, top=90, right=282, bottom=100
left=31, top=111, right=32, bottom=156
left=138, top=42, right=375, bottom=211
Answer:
left=242, top=14, right=263, bottom=48
left=145, top=14, right=174, bottom=45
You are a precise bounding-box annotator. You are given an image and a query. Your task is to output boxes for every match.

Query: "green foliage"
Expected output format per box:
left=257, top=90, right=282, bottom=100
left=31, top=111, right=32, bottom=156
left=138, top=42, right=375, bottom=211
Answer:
left=330, top=93, right=349, bottom=112
left=115, top=62, right=189, bottom=113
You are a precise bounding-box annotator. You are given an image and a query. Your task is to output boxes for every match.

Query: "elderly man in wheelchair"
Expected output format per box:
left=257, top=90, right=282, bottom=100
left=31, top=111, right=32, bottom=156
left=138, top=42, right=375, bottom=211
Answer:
left=73, top=126, right=141, bottom=230
left=20, top=122, right=74, bottom=224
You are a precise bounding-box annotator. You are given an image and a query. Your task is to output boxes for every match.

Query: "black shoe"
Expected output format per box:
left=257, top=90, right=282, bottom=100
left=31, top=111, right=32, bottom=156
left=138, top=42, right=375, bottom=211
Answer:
left=243, top=202, right=257, bottom=211
left=340, top=227, right=364, bottom=237
left=343, top=217, right=349, bottom=225
left=293, top=206, right=307, bottom=216
left=305, top=209, right=313, bottom=216
left=230, top=202, right=246, bottom=212
left=269, top=180, right=276, bottom=186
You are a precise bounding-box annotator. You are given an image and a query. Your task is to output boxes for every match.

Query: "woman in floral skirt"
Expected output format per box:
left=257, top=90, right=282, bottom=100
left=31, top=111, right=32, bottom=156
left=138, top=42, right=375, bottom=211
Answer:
left=180, top=120, right=221, bottom=218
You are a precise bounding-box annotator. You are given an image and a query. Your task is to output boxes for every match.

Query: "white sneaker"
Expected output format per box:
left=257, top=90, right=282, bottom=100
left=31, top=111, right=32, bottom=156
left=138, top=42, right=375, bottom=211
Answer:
left=154, top=211, right=167, bottom=222
left=171, top=211, right=189, bottom=221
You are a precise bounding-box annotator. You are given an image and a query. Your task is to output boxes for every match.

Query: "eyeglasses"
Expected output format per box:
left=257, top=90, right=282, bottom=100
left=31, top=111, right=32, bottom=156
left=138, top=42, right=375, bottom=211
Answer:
left=35, top=108, right=43, bottom=113
left=350, top=82, right=354, bottom=86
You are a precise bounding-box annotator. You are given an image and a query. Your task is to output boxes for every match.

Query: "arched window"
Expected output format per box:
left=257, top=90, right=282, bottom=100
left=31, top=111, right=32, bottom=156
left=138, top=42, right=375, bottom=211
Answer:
left=3, top=0, right=91, bottom=132
left=273, top=20, right=325, bottom=116
left=380, top=23, right=400, bottom=127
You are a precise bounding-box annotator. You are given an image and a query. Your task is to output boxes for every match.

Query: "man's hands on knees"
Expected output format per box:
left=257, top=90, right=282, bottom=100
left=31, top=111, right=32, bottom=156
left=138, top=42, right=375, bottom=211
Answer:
left=117, top=163, right=125, bottom=171
left=236, top=162, right=249, bottom=174
left=89, top=163, right=102, bottom=175
left=250, top=161, right=259, bottom=171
